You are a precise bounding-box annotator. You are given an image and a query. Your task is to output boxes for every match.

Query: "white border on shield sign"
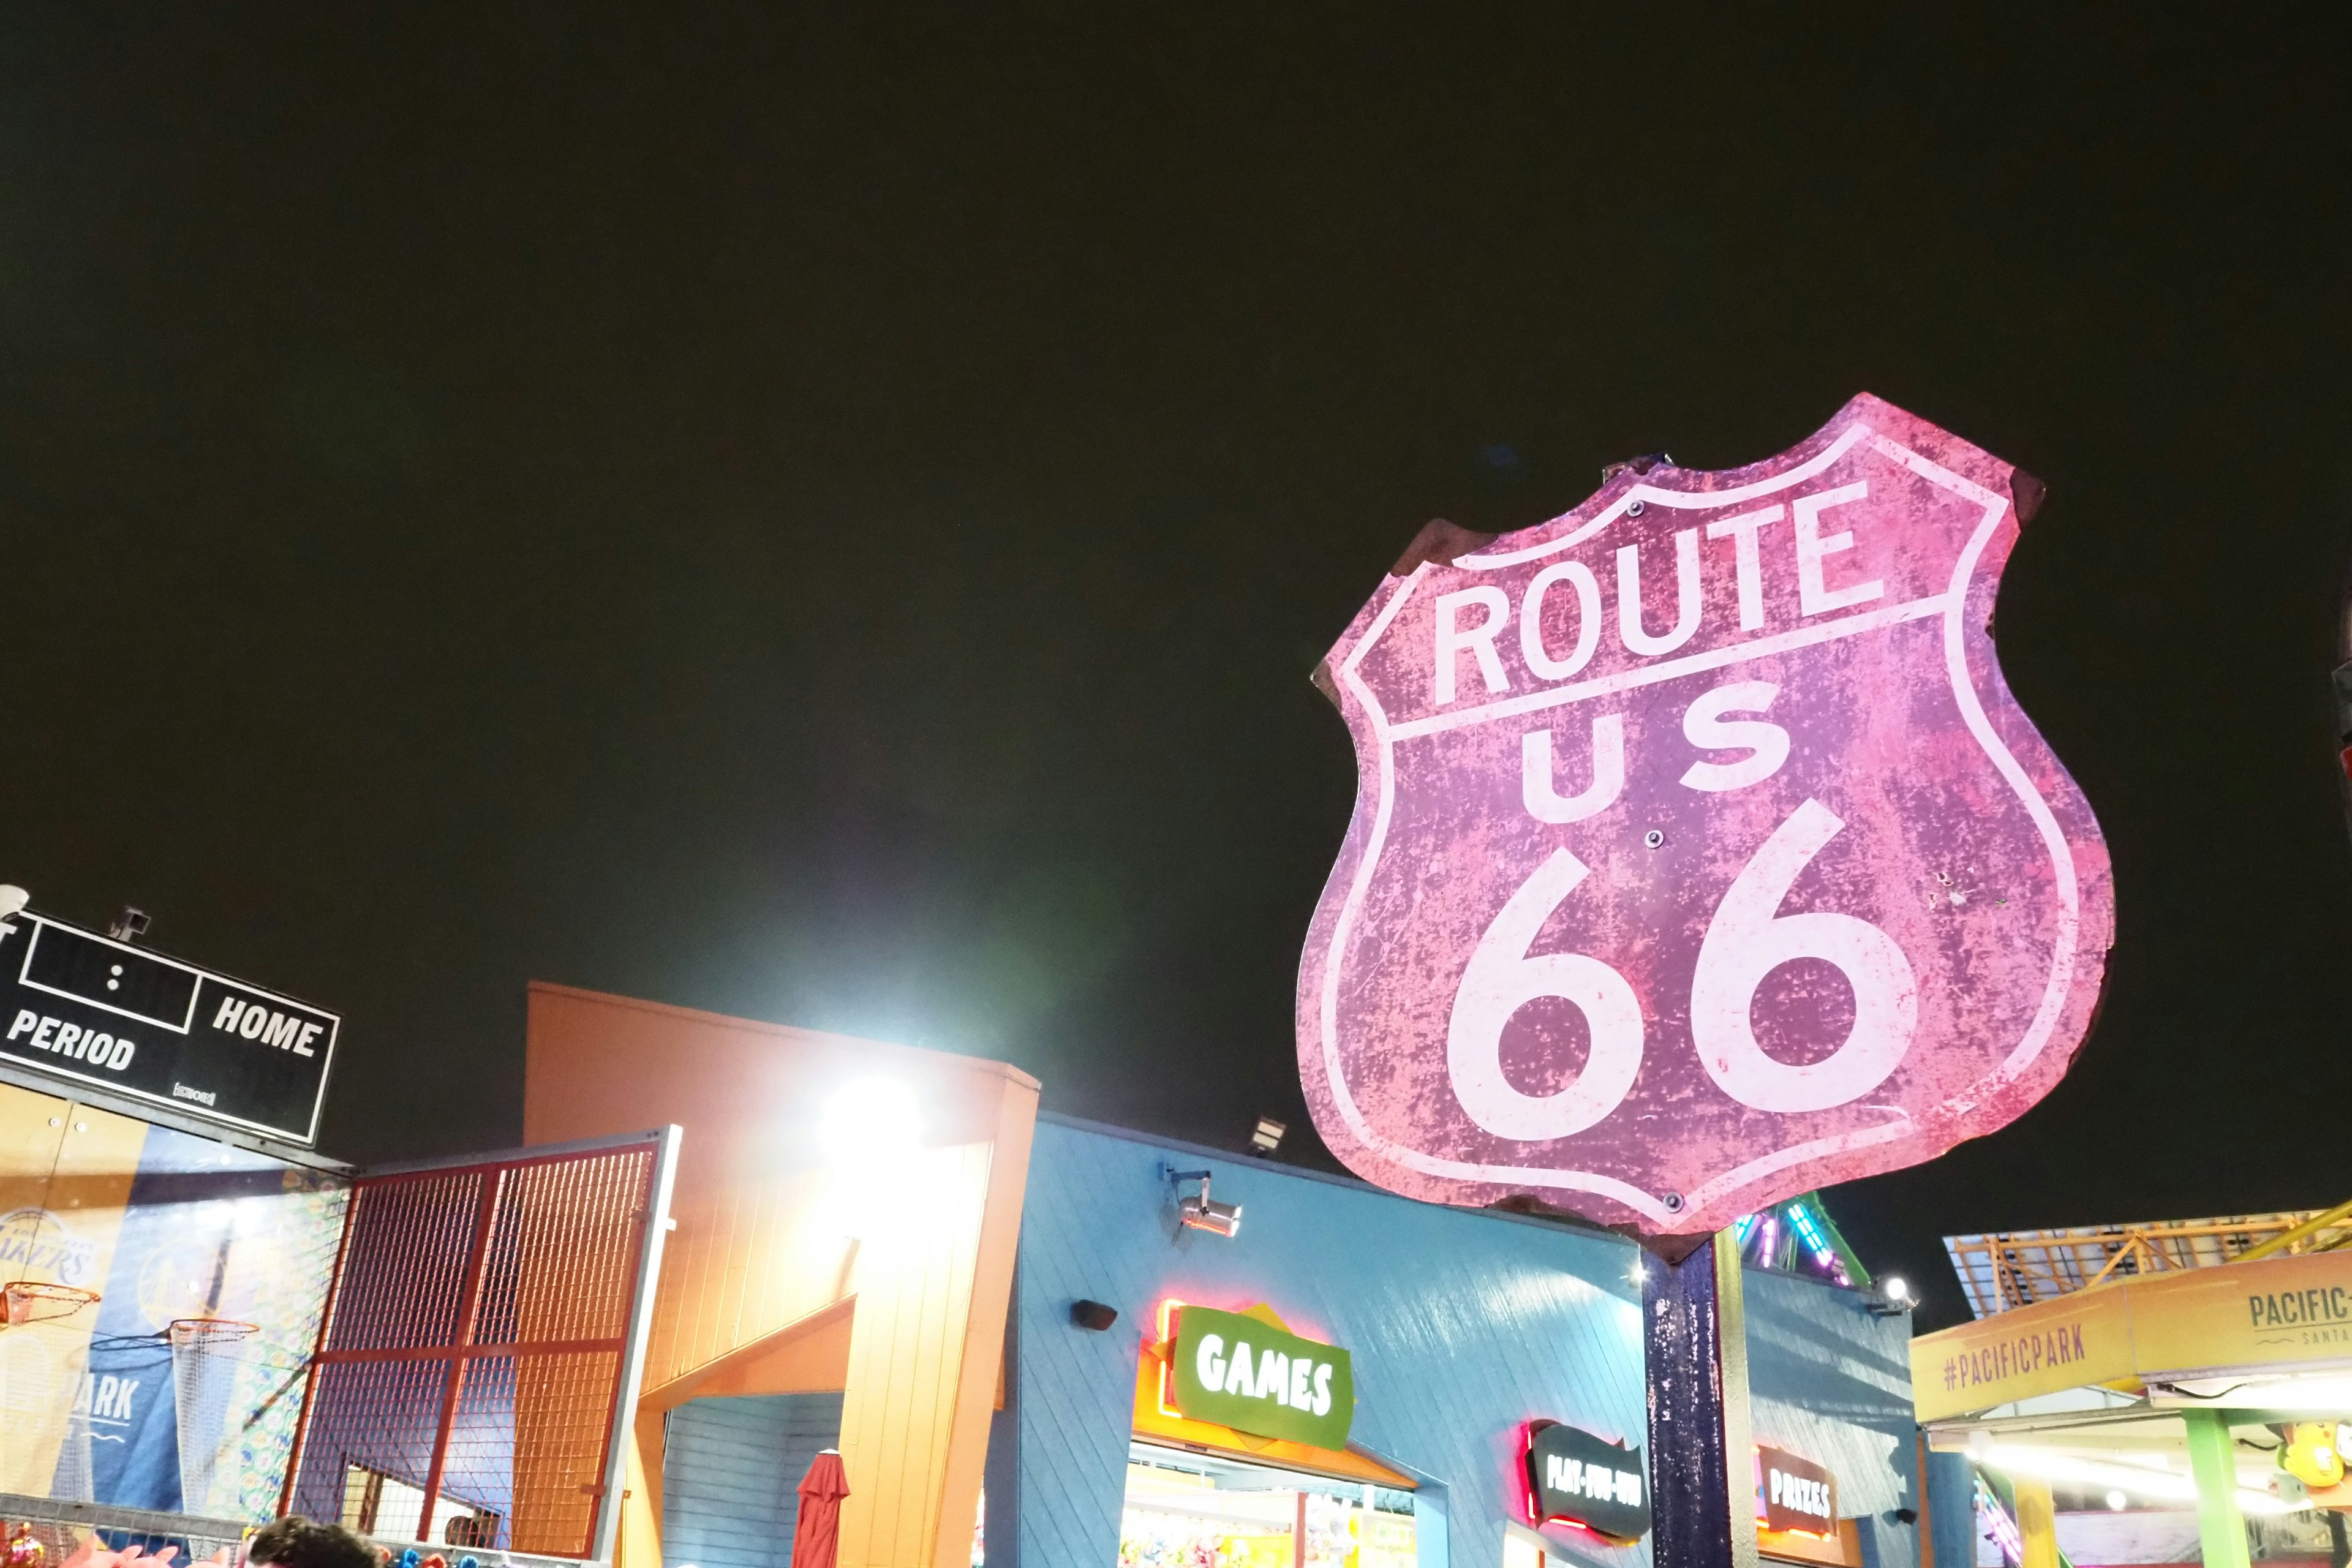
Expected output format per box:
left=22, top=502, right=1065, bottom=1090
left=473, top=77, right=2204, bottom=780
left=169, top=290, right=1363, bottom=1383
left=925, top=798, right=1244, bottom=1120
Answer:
left=1311, top=423, right=2084, bottom=1228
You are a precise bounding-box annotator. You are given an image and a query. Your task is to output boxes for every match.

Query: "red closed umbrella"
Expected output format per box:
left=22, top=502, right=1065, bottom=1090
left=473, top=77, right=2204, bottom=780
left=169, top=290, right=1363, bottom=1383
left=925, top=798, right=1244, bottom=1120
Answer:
left=793, top=1449, right=851, bottom=1568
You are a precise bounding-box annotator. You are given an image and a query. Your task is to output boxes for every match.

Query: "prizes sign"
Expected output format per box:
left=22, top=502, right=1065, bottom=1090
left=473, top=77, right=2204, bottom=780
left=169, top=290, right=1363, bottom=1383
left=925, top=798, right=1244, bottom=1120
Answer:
left=1297, top=396, right=2113, bottom=1234
left=1759, top=1446, right=1837, bottom=1536
left=1166, top=1303, right=1354, bottom=1450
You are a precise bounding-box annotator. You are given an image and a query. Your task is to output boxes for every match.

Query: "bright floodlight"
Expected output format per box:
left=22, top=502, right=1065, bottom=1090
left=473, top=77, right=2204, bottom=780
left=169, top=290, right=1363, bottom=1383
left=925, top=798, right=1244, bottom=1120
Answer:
left=821, top=1077, right=921, bottom=1167
left=1884, top=1276, right=1912, bottom=1303
left=2105, top=1490, right=2127, bottom=1512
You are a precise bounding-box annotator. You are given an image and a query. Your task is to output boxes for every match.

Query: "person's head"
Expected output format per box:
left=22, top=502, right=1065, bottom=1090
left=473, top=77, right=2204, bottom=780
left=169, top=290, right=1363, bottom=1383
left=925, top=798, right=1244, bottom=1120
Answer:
left=246, top=1517, right=381, bottom=1568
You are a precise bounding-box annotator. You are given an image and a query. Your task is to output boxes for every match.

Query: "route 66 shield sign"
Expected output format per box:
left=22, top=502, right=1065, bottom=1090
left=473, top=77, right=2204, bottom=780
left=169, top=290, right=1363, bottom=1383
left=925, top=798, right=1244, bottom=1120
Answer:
left=1295, top=394, right=2113, bottom=1237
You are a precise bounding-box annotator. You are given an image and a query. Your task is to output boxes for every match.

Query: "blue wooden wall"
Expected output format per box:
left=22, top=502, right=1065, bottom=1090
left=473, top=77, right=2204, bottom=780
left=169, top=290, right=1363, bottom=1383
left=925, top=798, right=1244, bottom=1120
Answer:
left=991, top=1117, right=1651, bottom=1568
left=663, top=1393, right=845, bottom=1568
left=989, top=1117, right=1925, bottom=1568
left=1742, top=1268, right=1920, bottom=1568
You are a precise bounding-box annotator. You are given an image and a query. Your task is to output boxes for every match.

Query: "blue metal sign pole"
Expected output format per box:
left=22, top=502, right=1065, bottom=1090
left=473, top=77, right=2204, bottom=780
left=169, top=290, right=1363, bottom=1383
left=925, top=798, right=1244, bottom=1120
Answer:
left=1645, top=1232, right=1758, bottom=1568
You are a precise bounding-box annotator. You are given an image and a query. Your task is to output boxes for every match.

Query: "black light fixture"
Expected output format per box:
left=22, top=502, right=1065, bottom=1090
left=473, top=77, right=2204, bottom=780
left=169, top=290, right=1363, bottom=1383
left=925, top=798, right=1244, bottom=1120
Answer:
left=1864, top=1276, right=1915, bottom=1318
left=1069, top=1300, right=1120, bottom=1332
left=1166, top=1166, right=1242, bottom=1237
left=1250, top=1117, right=1286, bottom=1155
left=108, top=906, right=149, bottom=942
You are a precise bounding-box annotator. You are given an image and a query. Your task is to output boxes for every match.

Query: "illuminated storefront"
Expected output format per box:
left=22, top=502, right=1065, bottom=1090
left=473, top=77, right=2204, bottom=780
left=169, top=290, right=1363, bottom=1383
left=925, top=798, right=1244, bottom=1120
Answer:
left=986, top=1115, right=1924, bottom=1568
left=520, top=984, right=1921, bottom=1568
left=1118, top=1446, right=1416, bottom=1568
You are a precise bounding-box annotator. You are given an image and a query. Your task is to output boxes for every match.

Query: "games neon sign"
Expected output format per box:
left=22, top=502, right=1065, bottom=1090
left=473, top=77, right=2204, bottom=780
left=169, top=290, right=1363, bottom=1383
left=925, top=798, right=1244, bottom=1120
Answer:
left=1153, top=1298, right=1353, bottom=1450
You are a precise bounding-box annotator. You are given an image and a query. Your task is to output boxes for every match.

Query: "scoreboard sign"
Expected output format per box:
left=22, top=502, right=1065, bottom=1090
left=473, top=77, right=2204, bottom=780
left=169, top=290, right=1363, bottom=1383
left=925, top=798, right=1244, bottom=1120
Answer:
left=1296, top=394, right=2113, bottom=1235
left=0, top=909, right=337, bottom=1144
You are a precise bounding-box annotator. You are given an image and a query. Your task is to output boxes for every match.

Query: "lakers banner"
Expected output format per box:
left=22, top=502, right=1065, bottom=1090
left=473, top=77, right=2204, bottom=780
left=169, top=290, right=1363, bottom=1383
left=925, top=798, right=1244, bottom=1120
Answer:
left=0, top=1079, right=345, bottom=1515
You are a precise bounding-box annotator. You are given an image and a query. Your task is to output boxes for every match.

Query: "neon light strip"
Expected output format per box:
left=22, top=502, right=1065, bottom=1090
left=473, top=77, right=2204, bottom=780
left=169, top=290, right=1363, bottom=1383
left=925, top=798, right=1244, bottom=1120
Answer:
left=1155, top=1299, right=1189, bottom=1419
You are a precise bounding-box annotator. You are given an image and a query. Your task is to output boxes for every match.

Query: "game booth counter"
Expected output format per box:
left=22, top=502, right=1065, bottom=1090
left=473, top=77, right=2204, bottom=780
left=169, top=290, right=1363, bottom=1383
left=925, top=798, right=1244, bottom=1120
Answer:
left=514, top=982, right=1928, bottom=1568
left=0, top=896, right=681, bottom=1568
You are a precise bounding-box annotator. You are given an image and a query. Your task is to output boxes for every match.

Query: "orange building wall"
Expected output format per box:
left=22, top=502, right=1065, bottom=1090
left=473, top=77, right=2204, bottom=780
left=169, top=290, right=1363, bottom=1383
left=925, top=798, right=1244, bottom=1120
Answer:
left=523, top=984, right=1038, bottom=1568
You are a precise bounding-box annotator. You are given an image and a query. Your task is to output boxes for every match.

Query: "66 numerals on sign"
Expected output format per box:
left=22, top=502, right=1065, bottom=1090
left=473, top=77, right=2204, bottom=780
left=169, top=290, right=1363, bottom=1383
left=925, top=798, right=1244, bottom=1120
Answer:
left=1448, top=679, right=1918, bottom=1147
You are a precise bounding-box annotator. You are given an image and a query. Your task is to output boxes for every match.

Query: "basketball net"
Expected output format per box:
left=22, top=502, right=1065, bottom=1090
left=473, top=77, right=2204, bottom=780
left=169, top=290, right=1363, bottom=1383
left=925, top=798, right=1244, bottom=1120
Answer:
left=170, top=1317, right=257, bottom=1515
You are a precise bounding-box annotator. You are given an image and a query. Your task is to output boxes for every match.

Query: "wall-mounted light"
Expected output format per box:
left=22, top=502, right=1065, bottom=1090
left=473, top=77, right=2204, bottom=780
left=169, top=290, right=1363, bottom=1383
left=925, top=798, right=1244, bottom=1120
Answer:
left=820, top=1077, right=921, bottom=1240
left=1864, top=1276, right=1913, bottom=1317
left=1069, top=1299, right=1120, bottom=1332
left=1167, top=1167, right=1242, bottom=1237
left=821, top=1077, right=921, bottom=1166
left=1251, top=1117, right=1287, bottom=1155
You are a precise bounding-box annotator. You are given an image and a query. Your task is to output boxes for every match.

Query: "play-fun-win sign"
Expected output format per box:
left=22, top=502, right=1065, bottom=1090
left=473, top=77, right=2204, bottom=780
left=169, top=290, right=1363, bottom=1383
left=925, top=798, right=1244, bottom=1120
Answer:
left=1297, top=394, right=2113, bottom=1235
left=1165, top=1303, right=1353, bottom=1450
left=1525, top=1420, right=1650, bottom=1542
left=0, top=908, right=337, bottom=1145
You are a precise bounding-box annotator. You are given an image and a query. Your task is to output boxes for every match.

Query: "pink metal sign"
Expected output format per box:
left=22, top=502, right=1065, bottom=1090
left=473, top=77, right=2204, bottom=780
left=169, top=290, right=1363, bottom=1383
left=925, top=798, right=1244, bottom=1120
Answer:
left=1296, top=395, right=2113, bottom=1237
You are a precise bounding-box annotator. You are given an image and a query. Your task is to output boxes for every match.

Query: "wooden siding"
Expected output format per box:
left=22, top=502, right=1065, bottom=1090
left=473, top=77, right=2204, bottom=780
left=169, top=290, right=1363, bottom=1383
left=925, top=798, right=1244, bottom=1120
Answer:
left=663, top=1393, right=846, bottom=1568
left=1743, top=1268, right=1919, bottom=1568
left=524, top=984, right=1038, bottom=1568
left=997, top=1118, right=1651, bottom=1568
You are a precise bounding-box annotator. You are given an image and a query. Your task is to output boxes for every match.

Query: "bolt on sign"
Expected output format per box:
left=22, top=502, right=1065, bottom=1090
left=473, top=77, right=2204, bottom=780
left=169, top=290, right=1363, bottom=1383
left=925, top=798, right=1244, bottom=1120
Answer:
left=1296, top=394, right=2113, bottom=1235
left=1162, top=1302, right=1354, bottom=1450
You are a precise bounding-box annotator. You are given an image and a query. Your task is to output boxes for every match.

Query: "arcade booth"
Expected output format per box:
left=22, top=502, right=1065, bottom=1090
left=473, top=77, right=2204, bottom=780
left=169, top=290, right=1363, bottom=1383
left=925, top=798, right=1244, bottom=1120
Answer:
left=0, top=902, right=677, bottom=1568
left=519, top=983, right=1929, bottom=1568
left=986, top=1116, right=1921, bottom=1568
left=1913, top=1204, right=2352, bottom=1568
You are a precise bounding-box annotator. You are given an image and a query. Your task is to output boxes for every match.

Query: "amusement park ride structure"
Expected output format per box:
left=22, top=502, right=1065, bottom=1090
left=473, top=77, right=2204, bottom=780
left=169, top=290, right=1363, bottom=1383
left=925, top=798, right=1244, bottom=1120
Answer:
left=1945, top=1199, right=2352, bottom=1319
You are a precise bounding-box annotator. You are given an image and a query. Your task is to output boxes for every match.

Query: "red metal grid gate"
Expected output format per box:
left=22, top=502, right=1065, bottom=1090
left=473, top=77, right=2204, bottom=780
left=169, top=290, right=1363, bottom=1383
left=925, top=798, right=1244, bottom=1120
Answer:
left=282, top=1128, right=678, bottom=1561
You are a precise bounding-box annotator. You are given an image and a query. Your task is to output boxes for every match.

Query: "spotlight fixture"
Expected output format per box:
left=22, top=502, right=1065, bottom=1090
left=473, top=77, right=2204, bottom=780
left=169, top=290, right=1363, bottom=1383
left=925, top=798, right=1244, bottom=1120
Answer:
left=1865, top=1276, right=1915, bottom=1317
left=1167, top=1166, right=1243, bottom=1238
left=108, top=906, right=149, bottom=943
left=1251, top=1117, right=1287, bottom=1155
left=1069, top=1299, right=1120, bottom=1332
left=820, top=1077, right=921, bottom=1166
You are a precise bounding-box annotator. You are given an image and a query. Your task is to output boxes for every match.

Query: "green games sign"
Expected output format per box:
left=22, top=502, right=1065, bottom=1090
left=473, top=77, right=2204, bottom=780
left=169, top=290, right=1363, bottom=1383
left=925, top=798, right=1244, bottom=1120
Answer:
left=1168, top=1303, right=1354, bottom=1449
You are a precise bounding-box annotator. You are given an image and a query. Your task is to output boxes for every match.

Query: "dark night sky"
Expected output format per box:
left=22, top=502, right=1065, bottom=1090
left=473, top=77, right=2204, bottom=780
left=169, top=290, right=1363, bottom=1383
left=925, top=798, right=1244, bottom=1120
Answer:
left=2, top=9, right=2345, bottom=1328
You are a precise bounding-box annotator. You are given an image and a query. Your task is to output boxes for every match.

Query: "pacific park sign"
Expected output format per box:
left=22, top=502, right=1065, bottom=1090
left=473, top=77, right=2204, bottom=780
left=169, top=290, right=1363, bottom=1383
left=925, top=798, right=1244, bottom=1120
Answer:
left=1296, top=394, right=2113, bottom=1236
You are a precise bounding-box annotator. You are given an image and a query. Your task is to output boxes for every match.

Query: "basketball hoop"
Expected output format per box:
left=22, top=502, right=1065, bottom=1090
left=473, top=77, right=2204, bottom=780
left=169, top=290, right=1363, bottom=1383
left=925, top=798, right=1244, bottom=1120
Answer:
left=2, top=1281, right=100, bottom=1327
left=168, top=1317, right=258, bottom=1348
left=170, top=1317, right=260, bottom=1515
